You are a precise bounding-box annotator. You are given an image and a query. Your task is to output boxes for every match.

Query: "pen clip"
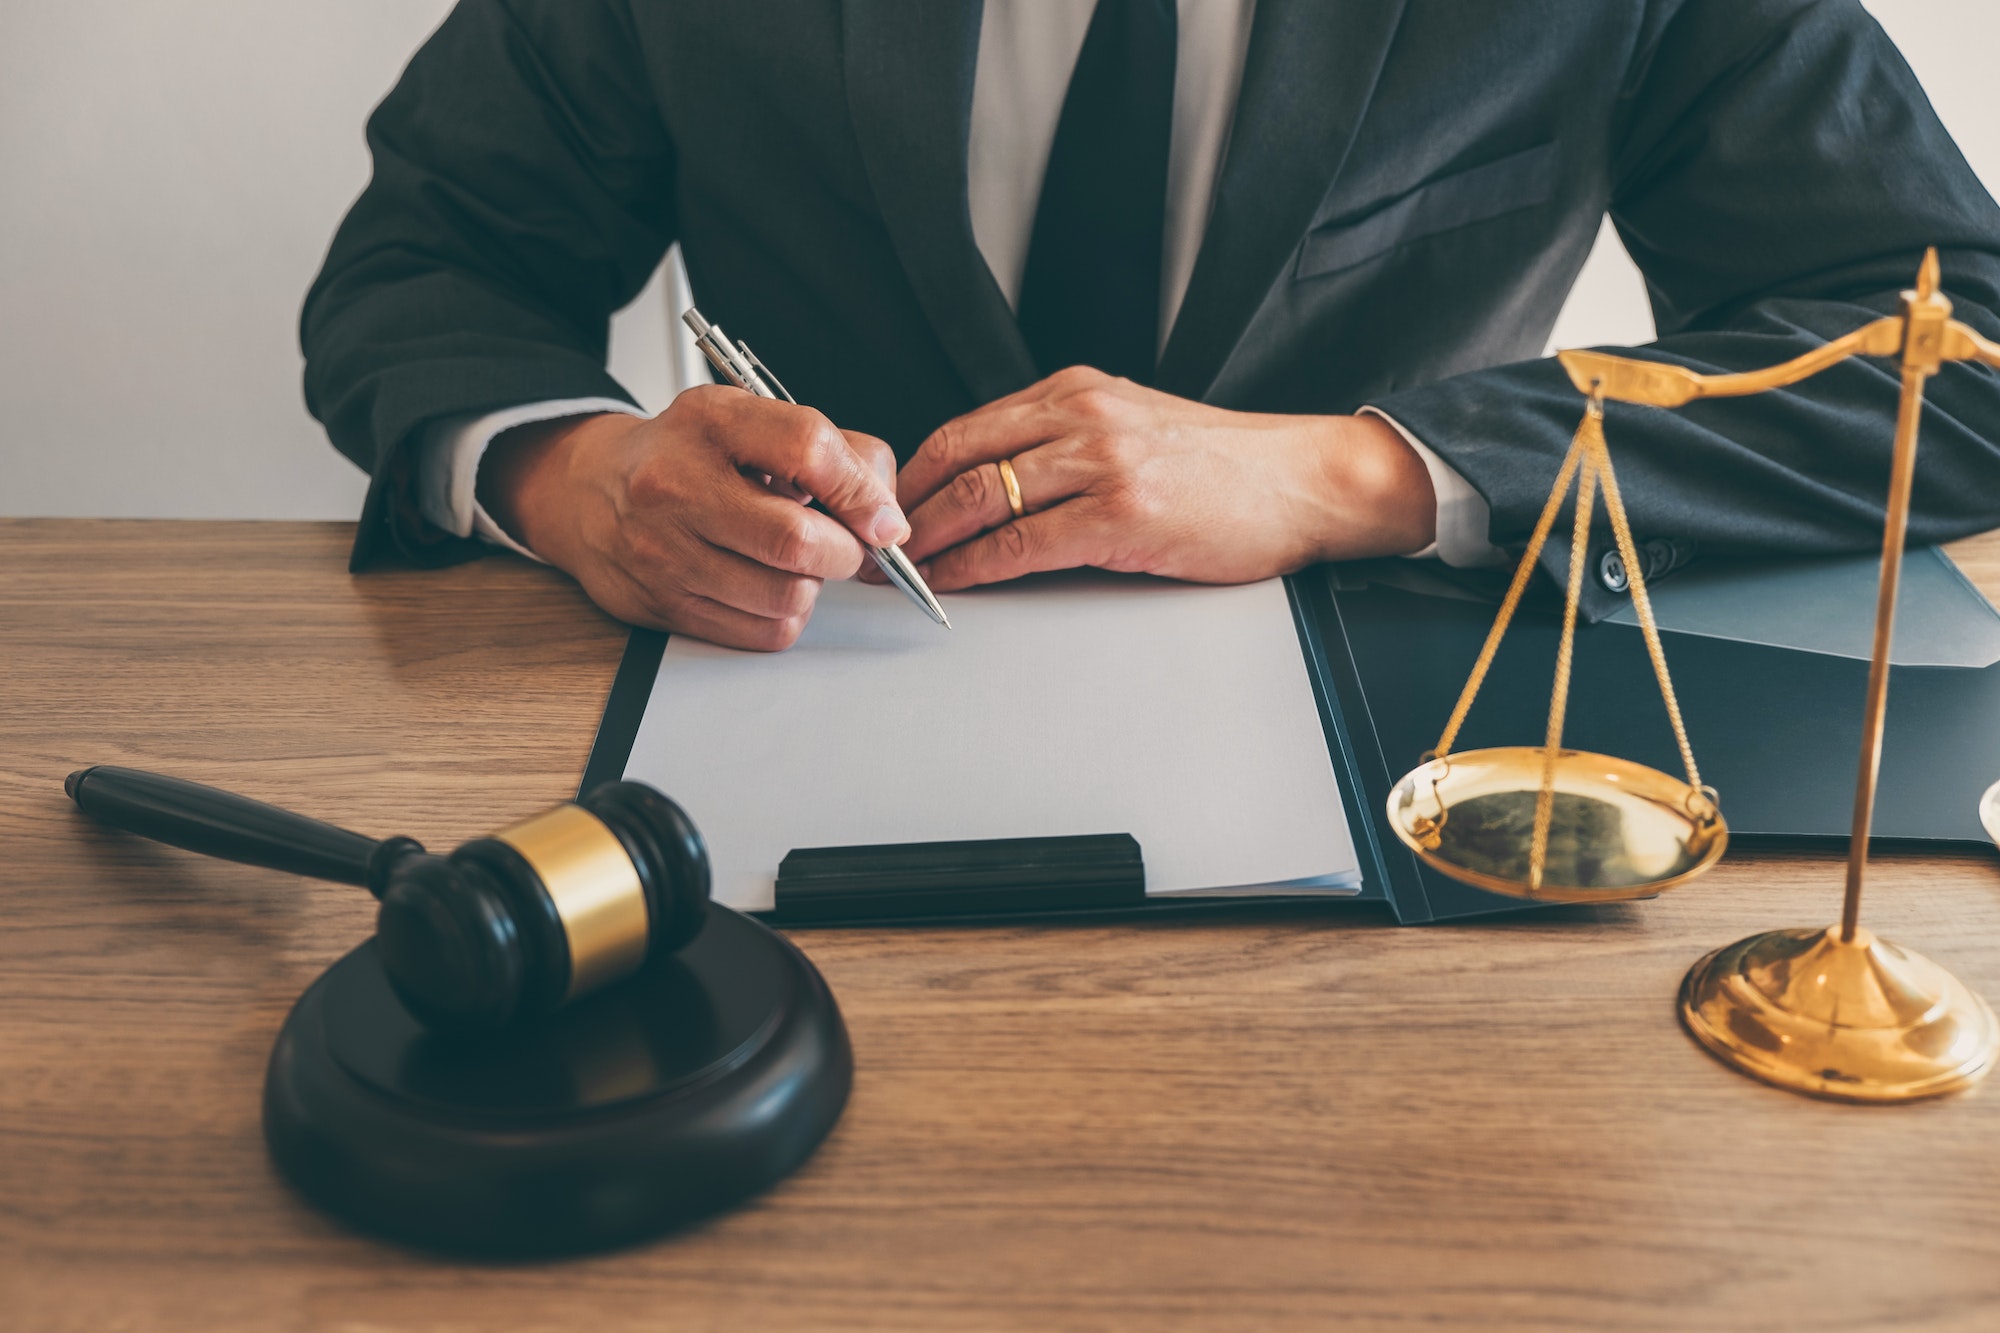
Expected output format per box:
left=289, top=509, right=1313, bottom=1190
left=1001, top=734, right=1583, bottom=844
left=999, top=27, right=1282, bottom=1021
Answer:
left=738, top=341, right=797, bottom=404
left=684, top=308, right=762, bottom=395
left=693, top=339, right=749, bottom=392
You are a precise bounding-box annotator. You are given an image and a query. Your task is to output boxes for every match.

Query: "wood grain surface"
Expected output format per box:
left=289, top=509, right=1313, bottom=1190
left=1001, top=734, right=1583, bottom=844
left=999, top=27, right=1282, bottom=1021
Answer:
left=4, top=517, right=2000, bottom=1333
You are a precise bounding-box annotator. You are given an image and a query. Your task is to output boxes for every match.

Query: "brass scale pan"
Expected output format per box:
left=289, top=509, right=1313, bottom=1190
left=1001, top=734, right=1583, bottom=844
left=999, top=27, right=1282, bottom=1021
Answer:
left=1381, top=350, right=1735, bottom=903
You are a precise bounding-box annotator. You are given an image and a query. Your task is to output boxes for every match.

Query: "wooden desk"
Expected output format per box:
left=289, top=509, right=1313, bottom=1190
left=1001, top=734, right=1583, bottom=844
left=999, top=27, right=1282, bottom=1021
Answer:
left=4, top=518, right=1999, bottom=1332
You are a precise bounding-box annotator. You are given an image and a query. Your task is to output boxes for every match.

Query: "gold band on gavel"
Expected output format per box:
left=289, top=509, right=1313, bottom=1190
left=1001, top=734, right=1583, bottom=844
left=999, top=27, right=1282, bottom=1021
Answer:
left=497, top=804, right=651, bottom=1000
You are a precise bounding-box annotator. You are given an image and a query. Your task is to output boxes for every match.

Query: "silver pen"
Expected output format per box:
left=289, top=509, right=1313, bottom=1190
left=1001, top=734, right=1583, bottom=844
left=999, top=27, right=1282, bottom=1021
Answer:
left=682, top=308, right=951, bottom=630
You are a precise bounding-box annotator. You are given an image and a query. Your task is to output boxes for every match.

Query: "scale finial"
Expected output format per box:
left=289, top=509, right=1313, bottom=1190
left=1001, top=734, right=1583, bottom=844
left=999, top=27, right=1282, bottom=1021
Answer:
left=1917, top=245, right=1941, bottom=299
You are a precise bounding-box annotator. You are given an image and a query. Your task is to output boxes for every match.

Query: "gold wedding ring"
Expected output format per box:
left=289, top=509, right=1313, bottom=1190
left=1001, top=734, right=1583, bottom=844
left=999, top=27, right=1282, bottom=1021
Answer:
left=996, top=457, right=1025, bottom=519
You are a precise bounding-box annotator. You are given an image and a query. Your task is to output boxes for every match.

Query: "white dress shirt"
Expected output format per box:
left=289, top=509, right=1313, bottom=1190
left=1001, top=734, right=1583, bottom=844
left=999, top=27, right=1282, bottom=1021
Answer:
left=420, top=0, right=1501, bottom=568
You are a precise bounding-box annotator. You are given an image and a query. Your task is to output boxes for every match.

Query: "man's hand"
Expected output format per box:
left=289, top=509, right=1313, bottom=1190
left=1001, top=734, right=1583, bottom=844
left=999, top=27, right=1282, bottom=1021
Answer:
left=889, top=367, right=1438, bottom=591
left=479, top=387, right=908, bottom=650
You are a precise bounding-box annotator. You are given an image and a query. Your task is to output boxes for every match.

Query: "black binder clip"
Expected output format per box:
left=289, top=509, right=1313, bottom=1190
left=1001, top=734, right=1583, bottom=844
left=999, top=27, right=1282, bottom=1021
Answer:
left=776, top=833, right=1144, bottom=923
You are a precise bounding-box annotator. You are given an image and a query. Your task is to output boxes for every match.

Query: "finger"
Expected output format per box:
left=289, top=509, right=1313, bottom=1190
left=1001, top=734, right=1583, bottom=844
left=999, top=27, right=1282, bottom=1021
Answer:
left=669, top=593, right=812, bottom=653
left=682, top=539, right=825, bottom=621
left=960, top=363, right=1110, bottom=418
left=578, top=560, right=813, bottom=653
left=689, top=478, right=869, bottom=581
left=764, top=432, right=894, bottom=505
left=832, top=434, right=896, bottom=584
left=897, top=398, right=1064, bottom=512
left=761, top=472, right=813, bottom=504
left=845, top=430, right=898, bottom=491
left=918, top=498, right=1112, bottom=592
left=719, top=399, right=907, bottom=547
left=897, top=366, right=1119, bottom=510
left=850, top=431, right=902, bottom=584
left=900, top=443, right=1086, bottom=564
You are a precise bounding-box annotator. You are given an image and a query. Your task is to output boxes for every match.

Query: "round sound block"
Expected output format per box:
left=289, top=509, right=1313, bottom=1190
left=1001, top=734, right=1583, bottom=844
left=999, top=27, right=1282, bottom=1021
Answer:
left=263, top=907, right=851, bottom=1257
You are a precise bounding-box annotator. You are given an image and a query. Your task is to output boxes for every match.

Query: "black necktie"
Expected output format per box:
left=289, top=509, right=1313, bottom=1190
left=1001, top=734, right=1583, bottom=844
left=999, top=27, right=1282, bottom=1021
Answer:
left=1016, top=0, right=1178, bottom=384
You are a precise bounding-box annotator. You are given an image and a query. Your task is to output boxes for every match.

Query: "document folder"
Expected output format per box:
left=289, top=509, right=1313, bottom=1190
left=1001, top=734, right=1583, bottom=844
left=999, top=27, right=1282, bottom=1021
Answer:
left=582, top=551, right=2000, bottom=925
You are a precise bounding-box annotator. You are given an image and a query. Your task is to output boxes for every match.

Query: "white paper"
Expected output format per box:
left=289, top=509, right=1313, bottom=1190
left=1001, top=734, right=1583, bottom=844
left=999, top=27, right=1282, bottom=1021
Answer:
left=622, top=570, right=1361, bottom=912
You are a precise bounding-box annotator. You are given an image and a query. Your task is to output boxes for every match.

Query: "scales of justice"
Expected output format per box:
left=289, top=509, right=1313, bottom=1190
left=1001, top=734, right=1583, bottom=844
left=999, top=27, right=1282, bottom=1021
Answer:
left=1385, top=249, right=2000, bottom=1103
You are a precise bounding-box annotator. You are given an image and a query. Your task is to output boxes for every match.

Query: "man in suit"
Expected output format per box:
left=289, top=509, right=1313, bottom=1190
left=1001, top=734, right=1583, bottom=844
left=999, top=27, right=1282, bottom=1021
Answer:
left=304, top=0, right=2000, bottom=650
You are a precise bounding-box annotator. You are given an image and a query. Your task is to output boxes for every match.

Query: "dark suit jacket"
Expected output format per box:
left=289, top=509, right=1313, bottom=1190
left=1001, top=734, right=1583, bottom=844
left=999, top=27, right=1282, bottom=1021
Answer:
left=302, top=0, right=2000, bottom=618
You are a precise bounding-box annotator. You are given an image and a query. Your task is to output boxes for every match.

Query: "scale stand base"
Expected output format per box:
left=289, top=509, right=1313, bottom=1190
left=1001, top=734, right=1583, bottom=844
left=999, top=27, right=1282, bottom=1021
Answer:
left=263, top=907, right=851, bottom=1257
left=1679, top=924, right=2000, bottom=1103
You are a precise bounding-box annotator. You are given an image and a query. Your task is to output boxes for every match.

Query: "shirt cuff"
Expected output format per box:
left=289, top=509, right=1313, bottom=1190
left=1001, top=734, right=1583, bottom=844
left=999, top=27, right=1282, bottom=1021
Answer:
left=417, top=397, right=645, bottom=561
left=1358, top=406, right=1508, bottom=569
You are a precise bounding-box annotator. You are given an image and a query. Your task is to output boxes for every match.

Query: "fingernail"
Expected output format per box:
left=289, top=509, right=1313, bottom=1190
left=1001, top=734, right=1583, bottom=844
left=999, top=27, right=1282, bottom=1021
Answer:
left=869, top=505, right=910, bottom=547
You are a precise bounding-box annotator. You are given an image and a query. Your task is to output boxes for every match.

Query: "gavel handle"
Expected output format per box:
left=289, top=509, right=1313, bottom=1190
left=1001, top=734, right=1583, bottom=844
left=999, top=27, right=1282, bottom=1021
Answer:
left=66, top=765, right=380, bottom=887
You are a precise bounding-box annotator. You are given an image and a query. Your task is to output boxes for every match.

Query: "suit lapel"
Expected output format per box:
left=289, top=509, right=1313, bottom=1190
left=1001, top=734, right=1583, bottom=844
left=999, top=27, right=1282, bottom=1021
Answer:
left=842, top=0, right=1038, bottom=405
left=1154, top=0, right=1409, bottom=400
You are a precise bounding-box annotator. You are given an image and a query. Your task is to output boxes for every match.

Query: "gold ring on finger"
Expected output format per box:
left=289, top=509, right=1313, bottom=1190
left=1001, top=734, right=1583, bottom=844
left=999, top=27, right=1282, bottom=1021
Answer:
left=996, top=457, right=1025, bottom=519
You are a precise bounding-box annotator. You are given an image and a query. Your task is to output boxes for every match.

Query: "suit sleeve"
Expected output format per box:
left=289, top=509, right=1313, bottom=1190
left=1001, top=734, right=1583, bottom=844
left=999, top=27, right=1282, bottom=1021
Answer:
left=1372, top=0, right=2000, bottom=617
left=300, top=0, right=675, bottom=570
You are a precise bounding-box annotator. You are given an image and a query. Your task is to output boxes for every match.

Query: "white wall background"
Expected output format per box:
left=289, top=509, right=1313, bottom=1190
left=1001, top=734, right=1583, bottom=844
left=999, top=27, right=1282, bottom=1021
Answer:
left=1, top=1, right=1994, bottom=520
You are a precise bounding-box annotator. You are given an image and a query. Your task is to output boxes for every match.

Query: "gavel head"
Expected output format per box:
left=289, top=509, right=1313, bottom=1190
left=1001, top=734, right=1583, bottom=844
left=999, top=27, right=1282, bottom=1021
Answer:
left=365, top=782, right=710, bottom=1035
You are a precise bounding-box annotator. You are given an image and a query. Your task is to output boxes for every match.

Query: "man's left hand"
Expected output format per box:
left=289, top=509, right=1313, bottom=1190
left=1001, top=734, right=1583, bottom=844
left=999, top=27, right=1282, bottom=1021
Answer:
left=888, top=367, right=1439, bottom=591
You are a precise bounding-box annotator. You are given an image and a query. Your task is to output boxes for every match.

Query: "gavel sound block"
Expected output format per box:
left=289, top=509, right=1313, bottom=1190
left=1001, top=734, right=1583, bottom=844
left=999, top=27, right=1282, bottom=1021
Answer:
left=67, top=766, right=853, bottom=1257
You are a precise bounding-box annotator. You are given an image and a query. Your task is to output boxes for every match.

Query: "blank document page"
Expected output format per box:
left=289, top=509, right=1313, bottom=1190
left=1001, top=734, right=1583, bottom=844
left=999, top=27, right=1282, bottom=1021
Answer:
left=622, top=570, right=1360, bottom=912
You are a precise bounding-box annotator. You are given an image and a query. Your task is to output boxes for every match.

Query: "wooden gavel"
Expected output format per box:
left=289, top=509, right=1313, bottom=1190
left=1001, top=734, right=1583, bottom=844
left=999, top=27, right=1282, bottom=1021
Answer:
left=66, top=766, right=711, bottom=1035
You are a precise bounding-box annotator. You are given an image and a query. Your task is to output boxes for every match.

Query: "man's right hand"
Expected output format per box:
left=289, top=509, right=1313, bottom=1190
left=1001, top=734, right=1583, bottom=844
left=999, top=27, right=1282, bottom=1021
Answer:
left=477, top=387, right=908, bottom=650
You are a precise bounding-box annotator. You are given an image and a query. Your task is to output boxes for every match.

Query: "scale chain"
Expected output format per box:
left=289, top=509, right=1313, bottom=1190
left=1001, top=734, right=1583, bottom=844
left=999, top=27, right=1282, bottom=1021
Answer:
left=1430, top=427, right=1590, bottom=762
left=1532, top=426, right=1601, bottom=890
left=1589, top=421, right=1706, bottom=798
